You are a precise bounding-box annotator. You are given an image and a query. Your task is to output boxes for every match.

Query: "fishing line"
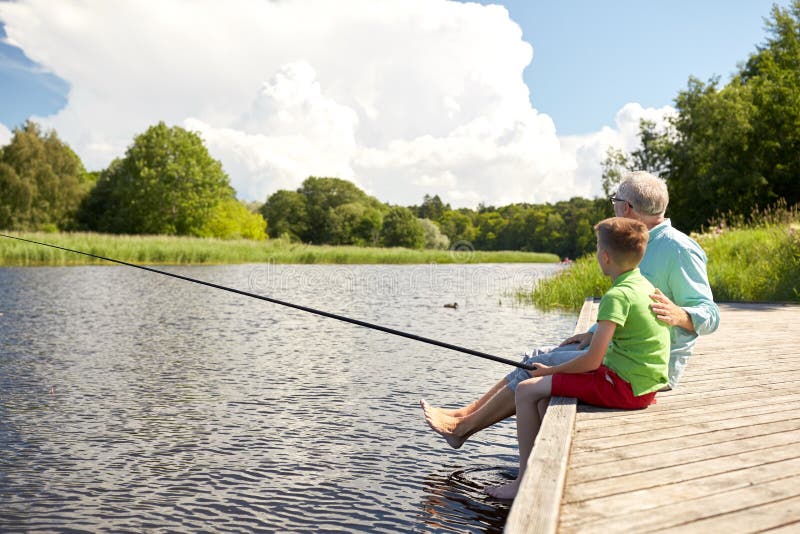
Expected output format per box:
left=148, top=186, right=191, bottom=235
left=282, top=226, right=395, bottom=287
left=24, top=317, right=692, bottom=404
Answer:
left=1, top=234, right=536, bottom=370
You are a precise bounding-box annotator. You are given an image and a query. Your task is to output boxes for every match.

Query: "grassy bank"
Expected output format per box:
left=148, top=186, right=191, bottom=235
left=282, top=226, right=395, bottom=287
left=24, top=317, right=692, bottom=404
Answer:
left=0, top=232, right=559, bottom=266
left=523, top=255, right=610, bottom=310
left=698, top=223, right=800, bottom=302
left=522, top=216, right=800, bottom=310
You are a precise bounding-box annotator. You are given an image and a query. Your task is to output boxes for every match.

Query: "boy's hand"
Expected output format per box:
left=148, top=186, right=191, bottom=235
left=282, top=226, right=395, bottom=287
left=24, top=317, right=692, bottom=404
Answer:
left=559, top=332, right=593, bottom=349
left=530, top=363, right=551, bottom=377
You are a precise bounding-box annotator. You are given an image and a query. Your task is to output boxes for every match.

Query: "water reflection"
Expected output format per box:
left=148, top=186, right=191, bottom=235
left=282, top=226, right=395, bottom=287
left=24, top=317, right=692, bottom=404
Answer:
left=0, top=263, right=575, bottom=532
left=420, top=465, right=517, bottom=533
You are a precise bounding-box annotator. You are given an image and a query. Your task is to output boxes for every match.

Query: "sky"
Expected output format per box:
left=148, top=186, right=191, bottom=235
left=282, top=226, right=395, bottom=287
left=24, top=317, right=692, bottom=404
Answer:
left=0, top=0, right=787, bottom=208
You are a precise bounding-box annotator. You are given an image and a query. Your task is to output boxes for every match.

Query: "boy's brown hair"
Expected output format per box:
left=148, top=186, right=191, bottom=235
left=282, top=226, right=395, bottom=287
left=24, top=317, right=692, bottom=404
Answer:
left=594, top=217, right=649, bottom=269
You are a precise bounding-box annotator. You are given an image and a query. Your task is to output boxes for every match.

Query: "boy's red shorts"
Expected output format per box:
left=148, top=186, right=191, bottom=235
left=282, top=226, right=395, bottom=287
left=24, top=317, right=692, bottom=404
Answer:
left=551, top=365, right=657, bottom=410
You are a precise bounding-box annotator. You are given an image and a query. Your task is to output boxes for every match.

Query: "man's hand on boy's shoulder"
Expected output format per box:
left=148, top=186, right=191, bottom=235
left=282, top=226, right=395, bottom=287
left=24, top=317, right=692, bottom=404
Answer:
left=650, top=288, right=694, bottom=331
left=559, top=332, right=593, bottom=349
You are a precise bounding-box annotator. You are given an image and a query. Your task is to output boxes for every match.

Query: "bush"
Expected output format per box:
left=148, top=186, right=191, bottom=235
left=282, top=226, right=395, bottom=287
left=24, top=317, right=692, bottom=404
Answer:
left=199, top=198, right=267, bottom=240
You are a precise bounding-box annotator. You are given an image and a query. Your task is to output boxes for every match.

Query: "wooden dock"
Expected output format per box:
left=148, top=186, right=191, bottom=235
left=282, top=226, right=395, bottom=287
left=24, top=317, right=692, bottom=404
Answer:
left=507, top=301, right=800, bottom=533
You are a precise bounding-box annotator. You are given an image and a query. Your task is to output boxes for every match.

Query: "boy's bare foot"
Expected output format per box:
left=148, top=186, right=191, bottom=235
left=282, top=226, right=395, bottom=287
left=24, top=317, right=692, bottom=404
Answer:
left=419, top=399, right=467, bottom=449
left=484, top=479, right=520, bottom=500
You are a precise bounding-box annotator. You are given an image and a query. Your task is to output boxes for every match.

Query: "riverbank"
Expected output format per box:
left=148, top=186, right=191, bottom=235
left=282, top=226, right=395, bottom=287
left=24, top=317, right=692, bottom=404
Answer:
left=523, top=220, right=800, bottom=310
left=0, top=232, right=559, bottom=266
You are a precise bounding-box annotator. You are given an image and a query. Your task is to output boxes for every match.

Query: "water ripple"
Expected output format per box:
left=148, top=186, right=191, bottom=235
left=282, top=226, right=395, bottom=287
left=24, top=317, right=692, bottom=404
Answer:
left=0, top=264, right=574, bottom=532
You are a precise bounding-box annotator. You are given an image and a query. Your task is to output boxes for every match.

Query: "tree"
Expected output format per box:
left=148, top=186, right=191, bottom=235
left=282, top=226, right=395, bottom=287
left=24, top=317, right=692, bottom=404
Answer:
left=260, top=189, right=308, bottom=241
left=298, top=176, right=384, bottom=243
left=438, top=209, right=477, bottom=244
left=417, top=194, right=448, bottom=221
left=601, top=119, right=671, bottom=197
left=329, top=202, right=383, bottom=246
left=666, top=77, right=758, bottom=230
left=419, top=218, right=450, bottom=249
left=84, top=122, right=234, bottom=235
left=601, top=147, right=631, bottom=198
left=612, top=2, right=800, bottom=231
left=475, top=210, right=507, bottom=249
left=380, top=206, right=426, bottom=249
left=0, top=121, right=91, bottom=230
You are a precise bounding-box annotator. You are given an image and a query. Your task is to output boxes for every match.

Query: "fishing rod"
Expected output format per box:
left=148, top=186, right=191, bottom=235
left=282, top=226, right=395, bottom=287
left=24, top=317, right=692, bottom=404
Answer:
left=1, top=234, right=536, bottom=371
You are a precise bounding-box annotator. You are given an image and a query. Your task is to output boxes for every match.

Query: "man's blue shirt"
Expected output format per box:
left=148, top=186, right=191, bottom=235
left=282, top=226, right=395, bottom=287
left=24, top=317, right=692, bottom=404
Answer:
left=639, top=219, right=721, bottom=386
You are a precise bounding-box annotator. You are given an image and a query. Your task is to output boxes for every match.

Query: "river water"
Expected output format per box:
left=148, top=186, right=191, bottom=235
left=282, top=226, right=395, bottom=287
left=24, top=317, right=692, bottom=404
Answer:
left=0, top=263, right=576, bottom=533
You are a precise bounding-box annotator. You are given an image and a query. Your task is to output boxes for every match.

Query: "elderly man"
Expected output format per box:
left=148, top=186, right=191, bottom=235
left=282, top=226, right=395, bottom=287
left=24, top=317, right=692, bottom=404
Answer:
left=421, top=171, right=720, bottom=449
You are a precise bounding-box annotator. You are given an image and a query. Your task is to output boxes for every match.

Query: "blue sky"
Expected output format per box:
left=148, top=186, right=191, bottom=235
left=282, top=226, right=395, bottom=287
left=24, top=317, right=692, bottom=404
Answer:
left=468, top=0, right=784, bottom=134
left=0, top=22, right=67, bottom=127
left=0, top=1, right=789, bottom=206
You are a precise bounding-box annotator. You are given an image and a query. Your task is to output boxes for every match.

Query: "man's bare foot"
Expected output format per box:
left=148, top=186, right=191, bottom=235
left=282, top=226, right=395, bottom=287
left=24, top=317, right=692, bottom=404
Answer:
left=419, top=399, right=468, bottom=449
left=485, top=479, right=520, bottom=500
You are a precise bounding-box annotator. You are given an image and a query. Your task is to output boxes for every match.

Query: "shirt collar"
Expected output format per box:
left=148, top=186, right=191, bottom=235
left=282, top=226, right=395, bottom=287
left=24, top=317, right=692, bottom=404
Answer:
left=648, top=218, right=672, bottom=241
left=613, top=267, right=641, bottom=286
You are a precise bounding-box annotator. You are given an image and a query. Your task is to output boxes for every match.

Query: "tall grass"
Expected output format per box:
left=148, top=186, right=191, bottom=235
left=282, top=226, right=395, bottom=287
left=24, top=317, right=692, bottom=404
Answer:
left=696, top=202, right=800, bottom=301
left=0, top=232, right=559, bottom=266
left=523, top=202, right=800, bottom=310
left=522, top=255, right=609, bottom=310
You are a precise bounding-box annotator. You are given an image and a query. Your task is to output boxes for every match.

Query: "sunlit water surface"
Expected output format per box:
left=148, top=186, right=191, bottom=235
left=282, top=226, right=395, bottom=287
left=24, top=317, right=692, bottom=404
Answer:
left=0, top=263, right=575, bottom=532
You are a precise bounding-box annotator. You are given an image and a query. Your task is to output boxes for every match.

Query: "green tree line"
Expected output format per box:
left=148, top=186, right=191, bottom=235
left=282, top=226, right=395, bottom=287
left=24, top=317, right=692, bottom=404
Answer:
left=261, top=184, right=611, bottom=257
left=0, top=120, right=607, bottom=257
left=0, top=121, right=267, bottom=240
left=604, top=1, right=800, bottom=232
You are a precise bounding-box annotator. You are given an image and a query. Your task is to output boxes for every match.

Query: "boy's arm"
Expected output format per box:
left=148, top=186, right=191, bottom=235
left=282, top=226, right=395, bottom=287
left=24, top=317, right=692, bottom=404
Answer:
left=533, top=320, right=616, bottom=376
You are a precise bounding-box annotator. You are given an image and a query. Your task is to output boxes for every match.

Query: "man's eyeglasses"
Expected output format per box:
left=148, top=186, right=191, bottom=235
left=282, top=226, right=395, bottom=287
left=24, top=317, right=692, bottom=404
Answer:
left=609, top=195, right=629, bottom=205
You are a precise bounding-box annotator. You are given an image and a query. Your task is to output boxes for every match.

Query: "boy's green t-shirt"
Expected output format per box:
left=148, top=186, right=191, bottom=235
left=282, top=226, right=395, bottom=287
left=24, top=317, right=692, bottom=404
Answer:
left=598, top=268, right=671, bottom=396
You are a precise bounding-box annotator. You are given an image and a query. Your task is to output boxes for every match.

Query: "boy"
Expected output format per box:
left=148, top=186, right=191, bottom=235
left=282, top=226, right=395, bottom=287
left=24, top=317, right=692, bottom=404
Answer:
left=485, top=217, right=670, bottom=500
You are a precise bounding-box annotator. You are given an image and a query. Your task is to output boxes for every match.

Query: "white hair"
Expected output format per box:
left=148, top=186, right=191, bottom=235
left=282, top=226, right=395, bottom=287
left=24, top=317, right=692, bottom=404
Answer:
left=618, top=171, right=669, bottom=216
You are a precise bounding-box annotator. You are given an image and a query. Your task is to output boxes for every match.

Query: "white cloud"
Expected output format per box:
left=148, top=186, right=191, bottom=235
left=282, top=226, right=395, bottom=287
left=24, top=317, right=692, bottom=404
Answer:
left=0, top=0, right=674, bottom=208
left=186, top=61, right=360, bottom=200
left=0, top=122, right=11, bottom=146
left=558, top=103, right=676, bottom=199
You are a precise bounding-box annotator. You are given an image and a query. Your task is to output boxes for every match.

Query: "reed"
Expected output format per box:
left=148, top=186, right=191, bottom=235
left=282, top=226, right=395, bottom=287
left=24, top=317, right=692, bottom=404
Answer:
left=522, top=202, right=800, bottom=310
left=520, top=255, right=610, bottom=310
left=0, top=232, right=559, bottom=266
left=696, top=223, right=800, bottom=302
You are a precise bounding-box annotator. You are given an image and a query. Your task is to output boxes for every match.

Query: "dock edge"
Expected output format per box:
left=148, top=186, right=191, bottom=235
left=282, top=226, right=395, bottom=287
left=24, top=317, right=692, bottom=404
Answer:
left=505, top=297, right=599, bottom=533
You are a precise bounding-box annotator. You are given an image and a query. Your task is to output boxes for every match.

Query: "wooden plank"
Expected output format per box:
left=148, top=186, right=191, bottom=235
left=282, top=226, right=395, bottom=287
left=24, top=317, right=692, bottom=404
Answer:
left=570, top=429, right=800, bottom=483
left=505, top=396, right=578, bottom=534
left=561, top=456, right=800, bottom=529
left=561, top=475, right=800, bottom=533
left=569, top=417, right=800, bottom=468
left=658, top=492, right=800, bottom=534
left=557, top=303, right=800, bottom=533
left=572, top=409, right=800, bottom=451
left=505, top=297, right=597, bottom=533
left=575, top=392, right=800, bottom=430
left=567, top=427, right=800, bottom=484
left=574, top=384, right=800, bottom=422
left=573, top=398, right=800, bottom=439
left=762, top=520, right=800, bottom=533
left=565, top=440, right=800, bottom=502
